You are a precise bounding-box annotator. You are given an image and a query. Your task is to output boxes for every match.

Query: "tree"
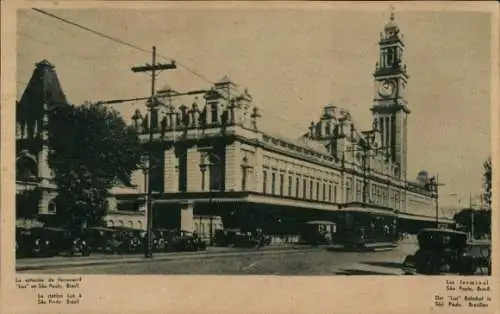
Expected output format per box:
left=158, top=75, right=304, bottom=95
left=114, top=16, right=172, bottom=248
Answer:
left=482, top=157, right=492, bottom=210
left=47, top=103, right=142, bottom=228
left=453, top=208, right=491, bottom=237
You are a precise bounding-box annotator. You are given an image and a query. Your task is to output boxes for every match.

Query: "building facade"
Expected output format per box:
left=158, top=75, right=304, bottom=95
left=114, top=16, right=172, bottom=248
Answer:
left=15, top=13, right=454, bottom=239
left=121, top=13, right=454, bottom=239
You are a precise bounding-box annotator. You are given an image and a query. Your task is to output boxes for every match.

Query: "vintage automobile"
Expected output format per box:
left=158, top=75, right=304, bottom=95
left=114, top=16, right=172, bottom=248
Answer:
left=233, top=231, right=260, bottom=248
left=84, top=226, right=124, bottom=254
left=166, top=230, right=207, bottom=252
left=110, top=227, right=143, bottom=254
left=16, top=227, right=34, bottom=258
left=18, top=227, right=90, bottom=257
left=152, top=228, right=169, bottom=252
left=213, top=229, right=240, bottom=247
left=465, top=240, right=491, bottom=275
left=402, top=229, right=479, bottom=275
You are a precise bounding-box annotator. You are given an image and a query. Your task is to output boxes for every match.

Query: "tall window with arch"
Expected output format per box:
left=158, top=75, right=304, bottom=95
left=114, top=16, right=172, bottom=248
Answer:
left=208, top=153, right=223, bottom=191
left=241, top=156, right=250, bottom=191
left=288, top=175, right=292, bottom=197
left=302, top=178, right=307, bottom=199
left=262, top=170, right=268, bottom=194
left=309, top=179, right=313, bottom=199
left=271, top=172, right=276, bottom=195
left=211, top=103, right=218, bottom=124
left=279, top=173, right=284, bottom=196
left=177, top=149, right=187, bottom=192
left=346, top=178, right=353, bottom=202
left=295, top=177, right=300, bottom=198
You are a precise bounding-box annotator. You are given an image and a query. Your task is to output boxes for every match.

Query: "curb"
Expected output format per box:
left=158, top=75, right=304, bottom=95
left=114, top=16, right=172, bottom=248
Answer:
left=17, top=247, right=322, bottom=272
left=327, top=245, right=398, bottom=253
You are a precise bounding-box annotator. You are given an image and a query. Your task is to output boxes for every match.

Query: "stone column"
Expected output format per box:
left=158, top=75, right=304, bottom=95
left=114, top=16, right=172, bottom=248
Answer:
left=180, top=201, right=194, bottom=232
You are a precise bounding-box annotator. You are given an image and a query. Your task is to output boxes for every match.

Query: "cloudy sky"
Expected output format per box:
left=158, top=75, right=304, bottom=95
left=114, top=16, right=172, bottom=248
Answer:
left=16, top=5, right=493, bottom=209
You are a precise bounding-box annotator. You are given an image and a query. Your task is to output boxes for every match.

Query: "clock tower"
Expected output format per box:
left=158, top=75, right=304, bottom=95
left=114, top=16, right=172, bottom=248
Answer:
left=371, top=11, right=410, bottom=180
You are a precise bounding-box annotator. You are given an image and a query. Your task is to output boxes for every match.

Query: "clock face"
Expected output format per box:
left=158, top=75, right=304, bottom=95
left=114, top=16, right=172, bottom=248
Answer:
left=378, top=80, right=395, bottom=97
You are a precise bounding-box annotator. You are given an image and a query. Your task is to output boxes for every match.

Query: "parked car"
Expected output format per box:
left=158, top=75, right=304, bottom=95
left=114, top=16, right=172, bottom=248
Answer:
left=167, top=230, right=207, bottom=252
left=233, top=231, right=259, bottom=248
left=17, top=227, right=90, bottom=257
left=84, top=226, right=124, bottom=254
left=152, top=228, right=169, bottom=252
left=402, top=229, right=477, bottom=275
left=213, top=229, right=240, bottom=247
left=16, top=227, right=34, bottom=258
left=465, top=239, right=491, bottom=275
left=110, top=227, right=143, bottom=254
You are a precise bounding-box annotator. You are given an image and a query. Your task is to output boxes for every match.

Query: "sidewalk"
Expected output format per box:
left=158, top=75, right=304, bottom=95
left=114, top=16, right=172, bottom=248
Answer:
left=16, top=244, right=321, bottom=272
left=328, top=242, right=399, bottom=252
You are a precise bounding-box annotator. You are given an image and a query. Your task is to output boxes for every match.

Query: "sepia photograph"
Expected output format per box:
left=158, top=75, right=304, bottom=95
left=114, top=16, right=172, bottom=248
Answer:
left=13, top=5, right=493, bottom=276
left=2, top=1, right=498, bottom=314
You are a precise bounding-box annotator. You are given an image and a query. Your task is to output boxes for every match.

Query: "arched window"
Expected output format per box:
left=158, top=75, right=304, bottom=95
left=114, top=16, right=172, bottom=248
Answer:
left=262, top=170, right=268, bottom=193
left=241, top=157, right=250, bottom=191
left=128, top=221, right=134, bottom=228
left=16, top=156, right=38, bottom=181
left=109, top=220, right=115, bottom=227
left=118, top=220, right=124, bottom=227
left=209, top=153, right=222, bottom=191
left=211, top=104, right=218, bottom=124
left=48, top=199, right=57, bottom=213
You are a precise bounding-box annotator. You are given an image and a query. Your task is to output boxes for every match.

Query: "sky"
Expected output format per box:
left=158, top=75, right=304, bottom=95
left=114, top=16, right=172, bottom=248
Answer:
left=16, top=6, right=492, bottom=209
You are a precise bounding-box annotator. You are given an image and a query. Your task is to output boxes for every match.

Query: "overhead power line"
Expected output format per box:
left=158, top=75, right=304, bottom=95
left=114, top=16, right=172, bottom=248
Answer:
left=28, top=8, right=315, bottom=132
left=32, top=8, right=152, bottom=55
left=31, top=8, right=213, bottom=85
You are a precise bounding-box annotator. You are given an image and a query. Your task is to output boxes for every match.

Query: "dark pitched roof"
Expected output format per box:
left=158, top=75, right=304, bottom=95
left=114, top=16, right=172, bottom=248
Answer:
left=17, top=60, right=69, bottom=128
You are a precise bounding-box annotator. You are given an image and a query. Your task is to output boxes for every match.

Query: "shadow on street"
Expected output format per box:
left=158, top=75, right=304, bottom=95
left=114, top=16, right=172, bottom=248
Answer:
left=361, top=261, right=403, bottom=269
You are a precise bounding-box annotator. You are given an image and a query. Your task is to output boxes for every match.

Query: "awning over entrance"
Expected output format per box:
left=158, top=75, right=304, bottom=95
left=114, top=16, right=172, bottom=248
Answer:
left=397, top=212, right=454, bottom=224
left=146, top=191, right=342, bottom=212
left=340, top=205, right=396, bottom=217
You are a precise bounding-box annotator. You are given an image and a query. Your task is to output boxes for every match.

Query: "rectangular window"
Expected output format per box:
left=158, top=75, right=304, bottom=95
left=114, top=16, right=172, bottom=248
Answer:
left=288, top=176, right=292, bottom=197
left=323, top=183, right=326, bottom=201
left=296, top=177, right=300, bottom=198
left=356, top=180, right=362, bottom=202
left=262, top=170, right=267, bottom=193
left=241, top=168, right=247, bottom=191
left=334, top=184, right=337, bottom=202
left=178, top=151, right=187, bottom=192
left=271, top=173, right=276, bottom=195
left=303, top=178, right=307, bottom=199
left=316, top=182, right=320, bottom=200
left=279, top=173, right=284, bottom=196
left=346, top=178, right=353, bottom=202
left=310, top=180, right=314, bottom=199
left=211, top=104, right=218, bottom=123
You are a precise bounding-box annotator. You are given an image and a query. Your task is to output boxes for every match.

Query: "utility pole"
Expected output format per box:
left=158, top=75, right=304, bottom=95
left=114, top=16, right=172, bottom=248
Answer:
left=469, top=192, right=475, bottom=241
left=131, top=46, right=176, bottom=258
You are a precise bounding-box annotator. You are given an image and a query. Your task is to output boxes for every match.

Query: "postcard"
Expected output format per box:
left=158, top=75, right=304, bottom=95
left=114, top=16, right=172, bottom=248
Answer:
left=1, top=1, right=498, bottom=314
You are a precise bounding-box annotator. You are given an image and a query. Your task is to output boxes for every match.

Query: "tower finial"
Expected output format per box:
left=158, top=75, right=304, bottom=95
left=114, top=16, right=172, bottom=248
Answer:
left=390, top=5, right=395, bottom=21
